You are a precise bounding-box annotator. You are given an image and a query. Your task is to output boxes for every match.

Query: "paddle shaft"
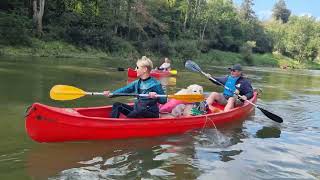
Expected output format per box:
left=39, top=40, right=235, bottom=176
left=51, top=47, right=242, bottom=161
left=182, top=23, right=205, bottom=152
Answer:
left=85, top=92, right=203, bottom=102
left=85, top=92, right=169, bottom=98
left=86, top=92, right=105, bottom=96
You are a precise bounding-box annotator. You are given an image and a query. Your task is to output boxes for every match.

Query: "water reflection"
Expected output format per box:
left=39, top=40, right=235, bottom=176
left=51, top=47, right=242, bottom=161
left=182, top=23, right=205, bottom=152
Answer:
left=256, top=126, right=281, bottom=139
left=26, top=117, right=249, bottom=180
left=27, top=135, right=203, bottom=180
left=1, top=57, right=320, bottom=179
left=193, top=115, right=250, bottom=166
left=27, top=138, right=166, bottom=179
left=219, top=150, right=243, bottom=162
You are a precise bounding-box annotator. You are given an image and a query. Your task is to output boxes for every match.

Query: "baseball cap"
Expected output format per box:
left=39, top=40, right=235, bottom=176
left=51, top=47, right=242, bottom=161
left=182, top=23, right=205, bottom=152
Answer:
left=228, top=64, right=242, bottom=71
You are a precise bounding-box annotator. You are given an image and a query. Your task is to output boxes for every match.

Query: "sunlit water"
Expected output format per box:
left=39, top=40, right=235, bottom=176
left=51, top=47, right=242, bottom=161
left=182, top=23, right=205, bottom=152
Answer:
left=0, top=56, right=319, bottom=179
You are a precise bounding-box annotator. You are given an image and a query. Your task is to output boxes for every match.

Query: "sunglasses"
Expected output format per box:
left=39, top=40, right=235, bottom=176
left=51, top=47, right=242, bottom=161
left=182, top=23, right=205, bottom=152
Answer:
left=230, top=69, right=240, bottom=72
left=136, top=66, right=147, bottom=70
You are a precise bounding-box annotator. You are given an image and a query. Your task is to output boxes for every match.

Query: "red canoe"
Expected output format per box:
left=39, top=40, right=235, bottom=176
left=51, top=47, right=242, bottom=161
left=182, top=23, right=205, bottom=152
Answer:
left=25, top=92, right=257, bottom=143
left=127, top=68, right=175, bottom=78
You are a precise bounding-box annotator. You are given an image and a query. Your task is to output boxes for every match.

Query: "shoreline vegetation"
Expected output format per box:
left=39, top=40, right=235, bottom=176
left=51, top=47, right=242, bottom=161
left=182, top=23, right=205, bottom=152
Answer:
left=1, top=0, right=320, bottom=70
left=1, top=39, right=319, bottom=70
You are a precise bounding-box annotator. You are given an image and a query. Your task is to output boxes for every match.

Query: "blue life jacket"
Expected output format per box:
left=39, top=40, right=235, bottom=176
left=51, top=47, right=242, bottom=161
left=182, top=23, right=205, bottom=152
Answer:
left=223, top=76, right=239, bottom=97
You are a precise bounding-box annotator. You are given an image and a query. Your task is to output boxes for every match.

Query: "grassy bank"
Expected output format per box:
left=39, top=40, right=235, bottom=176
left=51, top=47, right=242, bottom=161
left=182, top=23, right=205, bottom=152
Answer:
left=0, top=38, right=110, bottom=59
left=1, top=39, right=319, bottom=70
left=191, top=50, right=320, bottom=70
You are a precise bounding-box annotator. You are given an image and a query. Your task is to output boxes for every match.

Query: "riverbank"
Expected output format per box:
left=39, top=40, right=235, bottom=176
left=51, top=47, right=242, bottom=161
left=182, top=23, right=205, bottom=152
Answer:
left=196, top=50, right=320, bottom=70
left=1, top=39, right=319, bottom=70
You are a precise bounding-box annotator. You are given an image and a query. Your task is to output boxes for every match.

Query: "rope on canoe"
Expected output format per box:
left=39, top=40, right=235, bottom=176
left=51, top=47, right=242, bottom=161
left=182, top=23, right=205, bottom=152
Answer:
left=25, top=105, right=35, bottom=117
left=201, top=115, right=217, bottom=132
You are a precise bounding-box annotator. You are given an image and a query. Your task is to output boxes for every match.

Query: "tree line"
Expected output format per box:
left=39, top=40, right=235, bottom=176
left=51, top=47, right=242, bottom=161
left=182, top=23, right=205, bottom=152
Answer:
left=0, top=0, right=319, bottom=63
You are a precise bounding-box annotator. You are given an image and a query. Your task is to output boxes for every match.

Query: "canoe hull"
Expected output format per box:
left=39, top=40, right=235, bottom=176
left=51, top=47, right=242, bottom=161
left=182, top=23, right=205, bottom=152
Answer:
left=25, top=93, right=257, bottom=143
left=127, top=68, right=172, bottom=78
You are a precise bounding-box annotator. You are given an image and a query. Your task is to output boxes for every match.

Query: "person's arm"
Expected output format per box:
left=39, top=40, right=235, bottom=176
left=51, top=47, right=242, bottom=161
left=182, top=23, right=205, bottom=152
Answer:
left=111, top=81, right=136, bottom=97
left=208, top=76, right=227, bottom=86
left=243, top=82, right=253, bottom=100
left=237, top=80, right=253, bottom=100
left=152, top=84, right=167, bottom=104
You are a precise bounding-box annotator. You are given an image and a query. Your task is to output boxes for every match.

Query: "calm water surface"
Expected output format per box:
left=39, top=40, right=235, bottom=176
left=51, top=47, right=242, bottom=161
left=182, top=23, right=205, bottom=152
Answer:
left=0, top=56, right=319, bottom=180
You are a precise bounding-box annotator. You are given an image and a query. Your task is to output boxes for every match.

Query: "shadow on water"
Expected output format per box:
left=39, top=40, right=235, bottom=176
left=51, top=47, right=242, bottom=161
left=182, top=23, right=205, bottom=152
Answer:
left=255, top=126, right=281, bottom=139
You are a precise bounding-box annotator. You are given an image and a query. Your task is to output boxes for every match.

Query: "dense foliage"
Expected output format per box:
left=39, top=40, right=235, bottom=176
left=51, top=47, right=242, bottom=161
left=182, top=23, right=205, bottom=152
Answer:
left=0, top=0, right=319, bottom=63
left=272, top=0, right=291, bottom=23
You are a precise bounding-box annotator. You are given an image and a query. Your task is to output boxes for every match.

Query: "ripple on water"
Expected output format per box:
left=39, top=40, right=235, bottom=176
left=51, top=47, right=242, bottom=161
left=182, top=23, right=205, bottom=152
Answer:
left=0, top=149, right=28, bottom=164
left=53, top=162, right=138, bottom=179
left=147, top=168, right=175, bottom=176
left=3, top=57, right=320, bottom=180
left=78, top=157, right=103, bottom=165
left=194, top=136, right=320, bottom=180
left=104, top=152, right=131, bottom=165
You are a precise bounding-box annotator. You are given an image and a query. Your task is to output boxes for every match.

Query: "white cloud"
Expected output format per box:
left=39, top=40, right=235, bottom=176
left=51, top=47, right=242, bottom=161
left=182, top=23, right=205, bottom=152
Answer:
left=257, top=10, right=273, bottom=20
left=299, top=12, right=312, bottom=17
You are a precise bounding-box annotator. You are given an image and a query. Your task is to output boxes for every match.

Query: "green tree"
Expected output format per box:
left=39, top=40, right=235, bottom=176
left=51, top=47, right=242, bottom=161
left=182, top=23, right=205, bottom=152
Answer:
left=265, top=20, right=287, bottom=54
left=32, top=0, right=45, bottom=36
left=239, top=0, right=256, bottom=21
left=272, top=0, right=291, bottom=23
left=240, top=40, right=256, bottom=64
left=285, top=16, right=320, bottom=62
left=0, top=12, right=31, bottom=45
left=195, top=0, right=244, bottom=51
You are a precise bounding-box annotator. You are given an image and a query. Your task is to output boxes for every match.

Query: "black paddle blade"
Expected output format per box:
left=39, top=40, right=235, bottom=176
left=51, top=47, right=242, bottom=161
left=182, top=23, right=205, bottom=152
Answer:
left=117, top=67, right=125, bottom=71
left=185, top=60, right=203, bottom=73
left=257, top=106, right=283, bottom=123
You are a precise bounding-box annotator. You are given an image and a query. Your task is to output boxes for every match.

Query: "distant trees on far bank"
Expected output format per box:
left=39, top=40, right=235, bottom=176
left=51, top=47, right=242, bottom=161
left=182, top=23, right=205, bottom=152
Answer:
left=0, top=0, right=319, bottom=62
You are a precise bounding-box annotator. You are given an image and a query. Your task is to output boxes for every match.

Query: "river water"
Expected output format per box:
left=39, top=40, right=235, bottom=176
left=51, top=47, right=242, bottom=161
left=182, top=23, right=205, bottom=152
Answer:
left=0, top=56, right=319, bottom=180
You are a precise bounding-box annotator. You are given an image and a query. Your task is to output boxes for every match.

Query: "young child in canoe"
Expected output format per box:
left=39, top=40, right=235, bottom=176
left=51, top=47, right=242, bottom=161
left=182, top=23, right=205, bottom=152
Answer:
left=157, top=57, right=171, bottom=71
left=103, top=56, right=167, bottom=118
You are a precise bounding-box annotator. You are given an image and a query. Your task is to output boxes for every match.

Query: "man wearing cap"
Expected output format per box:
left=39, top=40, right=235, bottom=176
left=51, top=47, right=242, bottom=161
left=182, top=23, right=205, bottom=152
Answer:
left=205, top=64, right=253, bottom=112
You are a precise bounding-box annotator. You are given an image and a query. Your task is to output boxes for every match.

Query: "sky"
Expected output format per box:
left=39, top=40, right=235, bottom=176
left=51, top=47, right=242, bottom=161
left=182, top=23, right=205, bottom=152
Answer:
left=233, top=0, right=320, bottom=20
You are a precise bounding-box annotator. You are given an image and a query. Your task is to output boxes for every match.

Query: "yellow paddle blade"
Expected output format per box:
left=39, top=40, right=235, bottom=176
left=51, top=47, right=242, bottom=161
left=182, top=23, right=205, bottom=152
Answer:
left=169, top=69, right=177, bottom=75
left=168, top=94, right=205, bottom=103
left=50, top=85, right=86, bottom=101
left=168, top=77, right=176, bottom=86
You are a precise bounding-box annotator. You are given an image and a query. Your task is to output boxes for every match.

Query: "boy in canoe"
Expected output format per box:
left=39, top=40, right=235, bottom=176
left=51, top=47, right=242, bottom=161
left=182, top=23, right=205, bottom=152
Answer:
left=205, top=64, right=253, bottom=112
left=104, top=56, right=167, bottom=118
